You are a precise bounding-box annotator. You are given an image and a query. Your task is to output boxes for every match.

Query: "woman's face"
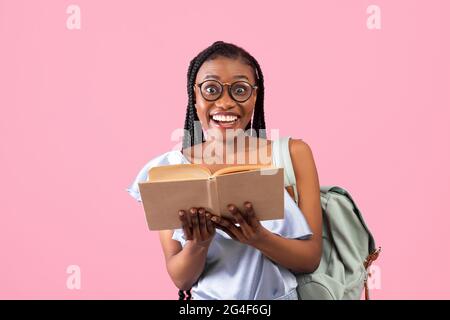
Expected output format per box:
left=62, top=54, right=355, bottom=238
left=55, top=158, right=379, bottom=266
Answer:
left=194, top=56, right=258, bottom=141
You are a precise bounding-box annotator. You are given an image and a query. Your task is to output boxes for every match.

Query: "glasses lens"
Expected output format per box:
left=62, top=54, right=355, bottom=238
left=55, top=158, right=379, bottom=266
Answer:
left=231, top=82, right=253, bottom=102
left=200, top=80, right=222, bottom=101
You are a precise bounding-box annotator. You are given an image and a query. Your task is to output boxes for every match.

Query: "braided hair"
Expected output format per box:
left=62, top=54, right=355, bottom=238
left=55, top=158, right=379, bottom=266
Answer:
left=181, top=41, right=267, bottom=151
left=179, top=41, right=267, bottom=300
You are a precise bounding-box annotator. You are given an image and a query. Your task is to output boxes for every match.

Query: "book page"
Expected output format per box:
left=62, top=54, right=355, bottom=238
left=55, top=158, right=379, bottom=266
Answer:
left=148, top=164, right=212, bottom=182
left=212, top=164, right=274, bottom=177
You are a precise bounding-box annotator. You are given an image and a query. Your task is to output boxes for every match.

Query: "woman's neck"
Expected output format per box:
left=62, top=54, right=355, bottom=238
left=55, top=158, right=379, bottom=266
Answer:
left=183, top=136, right=271, bottom=165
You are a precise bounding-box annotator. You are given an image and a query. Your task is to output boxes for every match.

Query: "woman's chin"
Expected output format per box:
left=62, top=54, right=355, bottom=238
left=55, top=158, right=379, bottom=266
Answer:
left=207, top=127, right=246, bottom=140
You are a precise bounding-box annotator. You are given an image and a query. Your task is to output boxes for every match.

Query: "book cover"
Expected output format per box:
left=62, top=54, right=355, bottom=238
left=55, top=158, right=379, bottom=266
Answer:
left=138, top=164, right=285, bottom=230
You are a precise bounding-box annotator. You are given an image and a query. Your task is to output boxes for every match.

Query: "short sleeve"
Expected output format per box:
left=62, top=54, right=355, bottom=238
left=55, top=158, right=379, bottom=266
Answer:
left=125, top=164, right=149, bottom=203
left=125, top=151, right=177, bottom=203
left=172, top=228, right=188, bottom=247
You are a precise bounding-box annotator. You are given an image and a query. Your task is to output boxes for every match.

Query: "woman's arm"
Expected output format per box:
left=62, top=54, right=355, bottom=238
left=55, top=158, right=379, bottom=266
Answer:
left=251, top=140, right=322, bottom=273
left=252, top=230, right=321, bottom=274
left=159, top=208, right=216, bottom=290
left=159, top=231, right=208, bottom=290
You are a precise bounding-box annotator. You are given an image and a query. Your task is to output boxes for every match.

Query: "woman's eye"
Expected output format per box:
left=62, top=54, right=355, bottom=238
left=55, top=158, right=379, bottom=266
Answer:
left=233, top=87, right=247, bottom=95
left=205, top=86, right=218, bottom=94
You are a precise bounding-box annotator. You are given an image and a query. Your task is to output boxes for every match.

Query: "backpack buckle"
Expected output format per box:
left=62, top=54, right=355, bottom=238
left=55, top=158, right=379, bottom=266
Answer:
left=363, top=247, right=381, bottom=300
left=364, top=247, right=381, bottom=269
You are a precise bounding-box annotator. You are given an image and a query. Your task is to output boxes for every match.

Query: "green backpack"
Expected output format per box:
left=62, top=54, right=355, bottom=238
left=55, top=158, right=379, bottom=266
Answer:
left=272, top=136, right=381, bottom=300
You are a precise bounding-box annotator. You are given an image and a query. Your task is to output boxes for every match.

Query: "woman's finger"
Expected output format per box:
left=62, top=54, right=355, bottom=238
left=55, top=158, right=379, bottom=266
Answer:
left=178, top=210, right=192, bottom=240
left=185, top=208, right=193, bottom=228
left=214, top=223, right=238, bottom=241
left=239, top=203, right=248, bottom=221
left=198, top=208, right=208, bottom=239
left=190, top=207, right=202, bottom=240
left=244, top=201, right=260, bottom=229
left=205, top=212, right=215, bottom=235
left=228, top=204, right=253, bottom=238
left=211, top=215, right=244, bottom=242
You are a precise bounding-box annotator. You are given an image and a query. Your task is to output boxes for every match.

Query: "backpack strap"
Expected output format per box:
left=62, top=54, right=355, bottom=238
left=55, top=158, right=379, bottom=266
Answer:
left=272, top=136, right=299, bottom=204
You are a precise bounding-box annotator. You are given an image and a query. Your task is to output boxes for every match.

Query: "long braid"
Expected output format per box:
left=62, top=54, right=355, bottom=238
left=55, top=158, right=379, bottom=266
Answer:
left=246, top=54, right=266, bottom=138
left=179, top=41, right=267, bottom=300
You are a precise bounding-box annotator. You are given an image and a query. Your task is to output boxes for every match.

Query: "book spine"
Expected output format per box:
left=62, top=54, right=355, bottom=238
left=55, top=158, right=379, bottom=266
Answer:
left=206, top=178, right=220, bottom=216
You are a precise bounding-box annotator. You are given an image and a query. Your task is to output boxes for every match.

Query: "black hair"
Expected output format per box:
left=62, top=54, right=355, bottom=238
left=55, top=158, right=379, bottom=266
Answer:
left=181, top=40, right=267, bottom=151
left=178, top=41, right=267, bottom=300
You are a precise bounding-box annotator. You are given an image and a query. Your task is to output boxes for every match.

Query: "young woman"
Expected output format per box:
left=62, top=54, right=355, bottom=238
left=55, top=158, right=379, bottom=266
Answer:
left=127, top=41, right=322, bottom=300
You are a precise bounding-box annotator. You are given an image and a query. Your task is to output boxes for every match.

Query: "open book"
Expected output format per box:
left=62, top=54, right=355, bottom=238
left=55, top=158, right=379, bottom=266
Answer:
left=138, top=164, right=285, bottom=230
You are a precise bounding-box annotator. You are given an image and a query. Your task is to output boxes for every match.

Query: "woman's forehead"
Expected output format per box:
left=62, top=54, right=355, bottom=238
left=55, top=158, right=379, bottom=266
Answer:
left=196, top=57, right=255, bottom=82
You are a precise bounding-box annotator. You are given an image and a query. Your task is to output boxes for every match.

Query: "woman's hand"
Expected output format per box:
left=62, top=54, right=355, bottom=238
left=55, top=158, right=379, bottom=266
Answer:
left=211, top=201, right=270, bottom=247
left=178, top=207, right=216, bottom=249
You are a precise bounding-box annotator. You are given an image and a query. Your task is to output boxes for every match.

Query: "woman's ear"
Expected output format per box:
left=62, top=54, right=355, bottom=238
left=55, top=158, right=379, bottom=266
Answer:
left=193, top=85, right=197, bottom=105
left=251, top=89, right=258, bottom=104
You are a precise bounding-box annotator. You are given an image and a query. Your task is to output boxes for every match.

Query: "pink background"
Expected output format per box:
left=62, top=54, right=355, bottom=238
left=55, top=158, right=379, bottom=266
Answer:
left=1, top=0, right=449, bottom=299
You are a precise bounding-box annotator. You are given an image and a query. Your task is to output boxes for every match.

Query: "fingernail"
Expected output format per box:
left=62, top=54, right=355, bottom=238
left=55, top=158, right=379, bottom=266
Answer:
left=178, top=210, right=184, bottom=216
left=211, top=217, right=217, bottom=222
left=245, top=202, right=252, bottom=208
left=228, top=205, right=235, bottom=211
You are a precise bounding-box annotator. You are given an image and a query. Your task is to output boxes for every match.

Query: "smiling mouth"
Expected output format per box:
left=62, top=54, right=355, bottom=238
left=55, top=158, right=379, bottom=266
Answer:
left=209, top=114, right=241, bottom=127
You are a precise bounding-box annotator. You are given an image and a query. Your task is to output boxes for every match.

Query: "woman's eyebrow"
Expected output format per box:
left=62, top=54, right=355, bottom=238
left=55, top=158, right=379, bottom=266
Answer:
left=233, top=75, right=250, bottom=80
left=203, top=74, right=220, bottom=80
left=203, top=74, right=250, bottom=81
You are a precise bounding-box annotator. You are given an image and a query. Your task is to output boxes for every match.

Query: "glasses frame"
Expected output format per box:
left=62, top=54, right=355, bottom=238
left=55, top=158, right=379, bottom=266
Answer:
left=196, top=79, right=258, bottom=103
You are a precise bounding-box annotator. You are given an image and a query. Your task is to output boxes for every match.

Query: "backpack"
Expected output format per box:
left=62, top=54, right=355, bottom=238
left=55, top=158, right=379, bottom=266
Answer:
left=272, top=136, right=381, bottom=300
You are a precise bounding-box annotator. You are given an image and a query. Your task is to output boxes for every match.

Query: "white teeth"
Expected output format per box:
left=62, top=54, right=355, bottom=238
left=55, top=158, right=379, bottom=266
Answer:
left=212, top=114, right=238, bottom=122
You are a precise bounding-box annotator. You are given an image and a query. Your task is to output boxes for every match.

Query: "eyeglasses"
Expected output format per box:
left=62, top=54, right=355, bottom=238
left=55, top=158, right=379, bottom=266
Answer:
left=196, top=79, right=258, bottom=103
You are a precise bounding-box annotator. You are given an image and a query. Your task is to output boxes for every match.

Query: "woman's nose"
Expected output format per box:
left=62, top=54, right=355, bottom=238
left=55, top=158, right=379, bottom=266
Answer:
left=215, top=89, right=236, bottom=108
